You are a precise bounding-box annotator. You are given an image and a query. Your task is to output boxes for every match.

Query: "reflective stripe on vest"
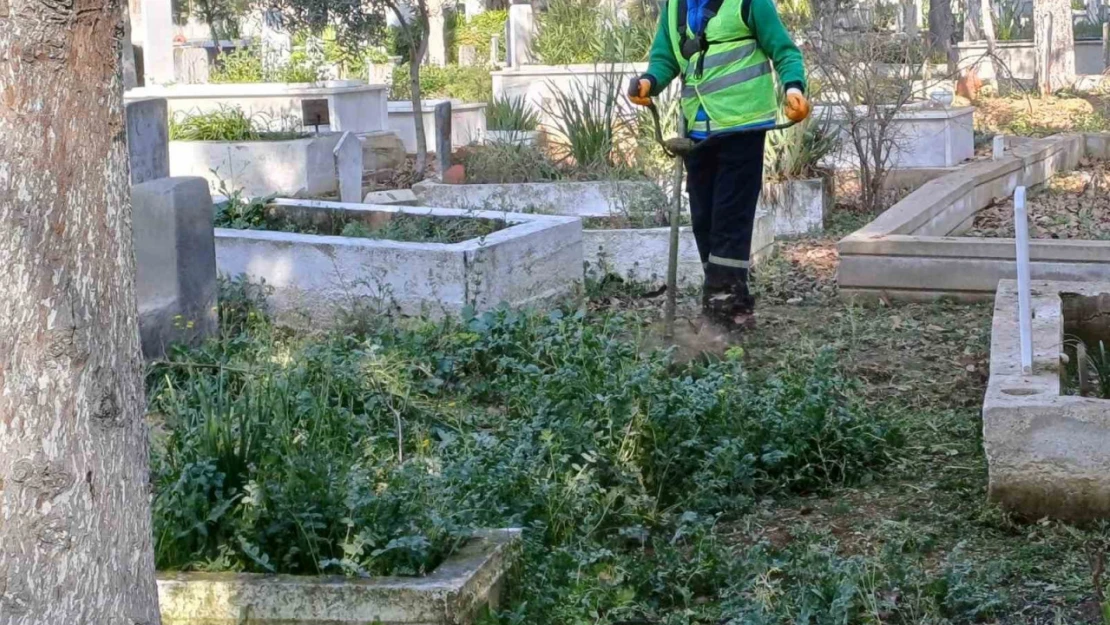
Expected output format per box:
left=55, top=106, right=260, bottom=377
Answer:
left=685, top=42, right=757, bottom=76
left=682, top=60, right=772, bottom=98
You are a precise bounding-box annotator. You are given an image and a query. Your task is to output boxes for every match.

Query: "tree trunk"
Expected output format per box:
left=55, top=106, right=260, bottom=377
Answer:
left=0, top=0, right=163, bottom=621
left=928, top=0, right=956, bottom=71
left=409, top=30, right=431, bottom=179
left=1034, top=0, right=1077, bottom=93
left=964, top=0, right=983, bottom=40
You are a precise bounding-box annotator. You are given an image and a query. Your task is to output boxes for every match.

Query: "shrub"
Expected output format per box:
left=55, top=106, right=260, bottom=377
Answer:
left=457, top=9, right=508, bottom=59
left=486, top=95, right=540, bottom=132
left=209, top=45, right=324, bottom=84
left=389, top=64, right=493, bottom=103
left=457, top=143, right=562, bottom=183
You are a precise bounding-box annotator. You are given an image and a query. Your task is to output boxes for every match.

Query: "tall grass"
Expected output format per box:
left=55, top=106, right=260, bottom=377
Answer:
left=486, top=95, right=540, bottom=132
left=169, top=106, right=260, bottom=142
left=542, top=72, right=628, bottom=172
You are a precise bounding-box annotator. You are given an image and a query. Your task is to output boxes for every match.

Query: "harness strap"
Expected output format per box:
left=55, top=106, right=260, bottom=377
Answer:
left=676, top=0, right=751, bottom=78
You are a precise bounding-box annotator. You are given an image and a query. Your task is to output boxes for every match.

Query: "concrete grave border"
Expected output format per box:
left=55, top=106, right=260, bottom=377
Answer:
left=984, top=280, right=1110, bottom=521
left=214, top=199, right=583, bottom=325
left=158, top=528, right=521, bottom=625
left=837, top=134, right=1110, bottom=302
left=413, top=180, right=781, bottom=287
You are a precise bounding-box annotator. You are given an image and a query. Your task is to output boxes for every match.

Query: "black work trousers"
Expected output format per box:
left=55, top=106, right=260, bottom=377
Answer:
left=683, top=130, right=766, bottom=304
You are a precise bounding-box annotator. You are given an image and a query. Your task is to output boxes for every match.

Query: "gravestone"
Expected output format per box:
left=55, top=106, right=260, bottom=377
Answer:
left=490, top=35, right=501, bottom=65
left=508, top=3, right=534, bottom=67
left=434, top=101, right=452, bottom=178
left=125, top=97, right=169, bottom=185
left=131, top=177, right=217, bottom=359
left=334, top=132, right=364, bottom=203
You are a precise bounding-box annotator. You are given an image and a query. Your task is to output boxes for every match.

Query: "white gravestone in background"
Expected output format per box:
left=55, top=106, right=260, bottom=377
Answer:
left=334, top=132, right=364, bottom=204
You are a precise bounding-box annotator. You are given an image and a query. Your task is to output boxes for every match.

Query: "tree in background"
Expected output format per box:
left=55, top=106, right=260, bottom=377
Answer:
left=1034, top=0, right=1076, bottom=93
left=0, top=0, right=163, bottom=620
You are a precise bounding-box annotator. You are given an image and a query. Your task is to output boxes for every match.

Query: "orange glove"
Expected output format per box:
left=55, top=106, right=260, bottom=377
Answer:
left=784, top=88, right=811, bottom=122
left=628, top=77, right=652, bottom=107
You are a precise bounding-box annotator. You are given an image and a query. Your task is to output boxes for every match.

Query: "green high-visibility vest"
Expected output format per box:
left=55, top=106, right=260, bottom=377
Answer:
left=667, top=0, right=779, bottom=134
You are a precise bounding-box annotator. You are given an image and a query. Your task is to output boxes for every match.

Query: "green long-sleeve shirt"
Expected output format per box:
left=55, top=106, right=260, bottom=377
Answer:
left=644, top=0, right=807, bottom=95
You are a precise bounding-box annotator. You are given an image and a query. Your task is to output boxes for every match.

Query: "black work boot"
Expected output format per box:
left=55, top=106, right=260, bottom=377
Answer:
left=702, top=265, right=756, bottom=333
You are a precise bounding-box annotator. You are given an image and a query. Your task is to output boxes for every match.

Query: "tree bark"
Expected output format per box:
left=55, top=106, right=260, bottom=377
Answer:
left=1034, top=0, right=1077, bottom=93
left=409, top=34, right=430, bottom=178
left=0, top=0, right=163, bottom=621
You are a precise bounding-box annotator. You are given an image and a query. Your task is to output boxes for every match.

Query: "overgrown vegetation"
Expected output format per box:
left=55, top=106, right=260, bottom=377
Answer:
left=213, top=193, right=506, bottom=243
left=168, top=106, right=305, bottom=141
left=150, top=276, right=897, bottom=585
left=456, top=9, right=508, bottom=59
left=389, top=63, right=493, bottom=103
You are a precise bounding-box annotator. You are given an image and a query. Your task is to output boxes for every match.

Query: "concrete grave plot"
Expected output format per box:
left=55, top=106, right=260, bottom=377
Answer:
left=836, top=134, right=1110, bottom=302
left=582, top=208, right=777, bottom=288
left=215, top=199, right=582, bottom=324
left=820, top=103, right=975, bottom=169
left=158, top=528, right=521, bottom=625
left=126, top=81, right=390, bottom=135
left=412, top=179, right=664, bottom=218
left=984, top=280, right=1110, bottom=521
left=413, top=180, right=781, bottom=287
left=170, top=133, right=342, bottom=198
left=761, top=178, right=831, bottom=236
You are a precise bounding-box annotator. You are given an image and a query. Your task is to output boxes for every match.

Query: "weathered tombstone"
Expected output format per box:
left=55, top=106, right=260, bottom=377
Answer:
left=459, top=44, right=478, bottom=67
left=508, top=2, right=534, bottom=67
left=131, top=176, right=218, bottom=359
left=992, top=135, right=1006, bottom=160
left=125, top=97, right=170, bottom=185
left=490, top=35, right=501, bottom=66
left=435, top=101, right=453, bottom=179
left=428, top=0, right=449, bottom=65
left=334, top=132, right=364, bottom=203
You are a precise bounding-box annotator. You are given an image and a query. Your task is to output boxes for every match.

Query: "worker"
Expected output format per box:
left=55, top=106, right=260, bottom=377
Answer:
left=628, top=0, right=810, bottom=331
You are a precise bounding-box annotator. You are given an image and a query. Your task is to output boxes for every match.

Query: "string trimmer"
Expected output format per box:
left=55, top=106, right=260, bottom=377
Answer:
left=649, top=100, right=796, bottom=340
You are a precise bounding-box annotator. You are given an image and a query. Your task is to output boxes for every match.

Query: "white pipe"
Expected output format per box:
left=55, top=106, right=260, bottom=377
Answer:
left=1014, top=186, right=1034, bottom=374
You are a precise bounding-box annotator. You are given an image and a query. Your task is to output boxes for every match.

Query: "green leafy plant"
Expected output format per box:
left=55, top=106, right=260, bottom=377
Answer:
left=485, top=95, right=540, bottom=132
left=764, top=110, right=840, bottom=181
left=209, top=45, right=325, bottom=84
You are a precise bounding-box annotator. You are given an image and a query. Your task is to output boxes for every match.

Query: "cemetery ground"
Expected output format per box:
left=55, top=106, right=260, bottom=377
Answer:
left=152, top=194, right=1110, bottom=625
